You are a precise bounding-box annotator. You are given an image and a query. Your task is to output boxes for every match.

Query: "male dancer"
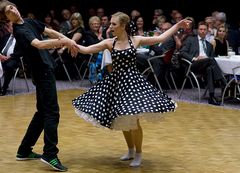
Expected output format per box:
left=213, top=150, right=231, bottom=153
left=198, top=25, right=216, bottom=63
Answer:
left=0, top=0, right=78, bottom=171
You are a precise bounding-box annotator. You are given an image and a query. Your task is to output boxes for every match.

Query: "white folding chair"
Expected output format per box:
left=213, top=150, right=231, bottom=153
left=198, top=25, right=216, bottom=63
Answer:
left=55, top=52, right=82, bottom=83
left=141, top=54, right=165, bottom=92
left=178, top=58, right=202, bottom=102
left=79, top=54, right=94, bottom=80
left=141, top=50, right=178, bottom=93
left=221, top=66, right=240, bottom=105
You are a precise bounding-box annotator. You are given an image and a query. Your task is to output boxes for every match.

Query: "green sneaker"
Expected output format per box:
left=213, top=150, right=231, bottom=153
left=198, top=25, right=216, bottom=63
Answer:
left=41, top=157, right=68, bottom=172
left=16, top=152, right=42, bottom=161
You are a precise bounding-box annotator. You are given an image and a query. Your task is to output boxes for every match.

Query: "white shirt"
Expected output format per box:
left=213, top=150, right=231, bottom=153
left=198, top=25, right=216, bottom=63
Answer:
left=1, top=34, right=16, bottom=57
left=198, top=35, right=207, bottom=57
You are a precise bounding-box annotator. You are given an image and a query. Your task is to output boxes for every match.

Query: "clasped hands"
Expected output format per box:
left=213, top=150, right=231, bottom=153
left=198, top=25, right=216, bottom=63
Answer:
left=58, top=38, right=79, bottom=57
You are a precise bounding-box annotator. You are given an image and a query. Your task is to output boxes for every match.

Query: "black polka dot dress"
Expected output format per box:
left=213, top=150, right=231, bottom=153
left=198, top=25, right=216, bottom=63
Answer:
left=72, top=36, right=177, bottom=130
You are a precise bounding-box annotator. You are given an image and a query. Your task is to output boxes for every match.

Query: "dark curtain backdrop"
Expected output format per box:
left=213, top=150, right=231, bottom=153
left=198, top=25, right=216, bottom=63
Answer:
left=11, top=0, right=239, bottom=28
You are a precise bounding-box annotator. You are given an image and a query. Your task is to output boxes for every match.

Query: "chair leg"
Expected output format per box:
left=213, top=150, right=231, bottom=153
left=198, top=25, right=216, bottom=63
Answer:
left=190, top=72, right=201, bottom=102
left=221, top=78, right=234, bottom=105
left=153, top=73, right=163, bottom=92
left=56, top=53, right=72, bottom=83
left=202, top=88, right=208, bottom=98
left=63, top=63, right=72, bottom=82
left=74, top=62, right=82, bottom=80
left=20, top=57, right=29, bottom=92
left=12, top=68, right=19, bottom=95
left=169, top=72, right=178, bottom=94
left=165, top=75, right=172, bottom=90
left=178, top=77, right=188, bottom=99
left=80, top=55, right=94, bottom=87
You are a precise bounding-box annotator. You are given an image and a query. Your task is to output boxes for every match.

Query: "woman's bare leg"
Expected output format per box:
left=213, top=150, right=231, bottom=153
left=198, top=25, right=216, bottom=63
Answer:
left=120, top=130, right=135, bottom=161
left=132, top=120, right=143, bottom=153
left=130, top=120, right=143, bottom=167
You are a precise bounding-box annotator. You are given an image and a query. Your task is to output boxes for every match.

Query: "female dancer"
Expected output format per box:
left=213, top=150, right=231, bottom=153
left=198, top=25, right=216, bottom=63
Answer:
left=72, top=12, right=190, bottom=167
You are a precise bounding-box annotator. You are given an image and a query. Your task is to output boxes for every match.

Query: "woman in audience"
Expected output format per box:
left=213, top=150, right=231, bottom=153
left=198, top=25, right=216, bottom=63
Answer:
left=71, top=11, right=190, bottom=167
left=42, top=13, right=60, bottom=40
left=154, top=15, right=167, bottom=34
left=43, top=13, right=59, bottom=31
left=211, top=24, right=229, bottom=56
left=83, top=16, right=105, bottom=83
left=58, top=12, right=85, bottom=52
left=57, top=12, right=85, bottom=80
left=134, top=16, right=147, bottom=36
left=84, top=16, right=102, bottom=45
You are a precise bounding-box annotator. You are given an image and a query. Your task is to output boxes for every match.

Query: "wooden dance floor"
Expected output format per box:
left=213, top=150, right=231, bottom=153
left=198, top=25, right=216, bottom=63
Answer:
left=1, top=89, right=240, bottom=173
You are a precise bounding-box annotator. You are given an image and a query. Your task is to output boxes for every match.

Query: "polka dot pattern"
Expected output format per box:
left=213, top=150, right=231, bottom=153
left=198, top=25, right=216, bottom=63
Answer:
left=72, top=36, right=176, bottom=129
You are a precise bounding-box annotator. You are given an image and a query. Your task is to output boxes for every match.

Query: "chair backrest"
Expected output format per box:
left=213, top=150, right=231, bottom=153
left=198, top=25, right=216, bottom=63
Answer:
left=147, top=54, right=165, bottom=72
left=162, top=48, right=175, bottom=65
left=146, top=54, right=165, bottom=92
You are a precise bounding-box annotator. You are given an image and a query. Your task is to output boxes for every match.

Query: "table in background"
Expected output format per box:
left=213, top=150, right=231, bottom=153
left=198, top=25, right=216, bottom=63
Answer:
left=215, top=55, right=240, bottom=104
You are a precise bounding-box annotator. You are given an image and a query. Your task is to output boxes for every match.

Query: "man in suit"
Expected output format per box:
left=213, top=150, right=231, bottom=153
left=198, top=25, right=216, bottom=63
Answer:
left=0, top=20, right=21, bottom=96
left=179, top=21, right=226, bottom=105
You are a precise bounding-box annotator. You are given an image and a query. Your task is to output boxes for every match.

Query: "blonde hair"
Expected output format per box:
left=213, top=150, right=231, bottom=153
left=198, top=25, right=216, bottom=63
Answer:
left=89, top=16, right=100, bottom=25
left=156, top=15, right=166, bottom=25
left=111, top=12, right=130, bottom=26
left=70, top=12, right=84, bottom=28
left=216, top=24, right=228, bottom=39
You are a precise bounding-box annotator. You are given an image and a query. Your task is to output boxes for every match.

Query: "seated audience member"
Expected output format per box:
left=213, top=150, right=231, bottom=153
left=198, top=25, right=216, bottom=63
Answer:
left=26, top=12, right=36, bottom=20
left=43, top=13, right=59, bottom=31
left=56, top=12, right=85, bottom=79
left=211, top=24, right=229, bottom=56
left=0, top=21, right=22, bottom=96
left=83, top=16, right=104, bottom=83
left=49, top=9, right=60, bottom=28
left=84, top=16, right=102, bottom=46
left=172, top=12, right=183, bottom=25
left=170, top=9, right=180, bottom=24
left=134, top=16, right=148, bottom=37
left=96, top=7, right=105, bottom=18
left=58, top=12, right=85, bottom=51
left=153, top=15, right=167, bottom=34
left=70, top=5, right=79, bottom=14
left=214, top=12, right=240, bottom=54
left=128, top=10, right=141, bottom=37
left=42, top=13, right=60, bottom=40
left=100, top=15, right=112, bottom=39
left=130, top=9, right=141, bottom=21
left=205, top=16, right=217, bottom=43
left=149, top=22, right=178, bottom=88
left=59, top=9, right=72, bottom=35
left=179, top=21, right=226, bottom=105
left=150, top=22, right=175, bottom=55
left=174, top=16, right=196, bottom=50
left=151, top=9, right=164, bottom=30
